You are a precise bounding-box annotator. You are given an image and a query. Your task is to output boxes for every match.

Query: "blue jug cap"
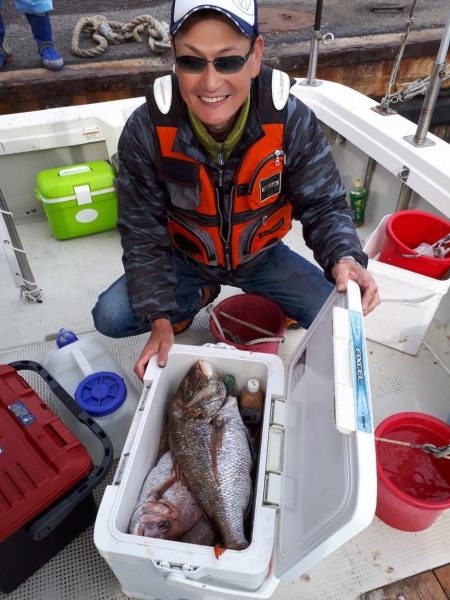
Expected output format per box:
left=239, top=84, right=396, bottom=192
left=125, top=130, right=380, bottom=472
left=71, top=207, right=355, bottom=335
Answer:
left=56, top=328, right=79, bottom=348
left=75, top=371, right=127, bottom=416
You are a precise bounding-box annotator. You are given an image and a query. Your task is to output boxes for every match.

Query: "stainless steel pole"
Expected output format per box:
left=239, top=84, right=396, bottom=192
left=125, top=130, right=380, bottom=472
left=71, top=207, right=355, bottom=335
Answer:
left=299, top=0, right=334, bottom=87
left=0, top=188, right=43, bottom=302
left=404, top=10, right=450, bottom=147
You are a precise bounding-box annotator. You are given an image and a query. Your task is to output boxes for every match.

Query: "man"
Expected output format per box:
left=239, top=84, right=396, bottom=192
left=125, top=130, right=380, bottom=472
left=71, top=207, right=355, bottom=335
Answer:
left=93, top=0, right=379, bottom=379
left=0, top=1, right=63, bottom=71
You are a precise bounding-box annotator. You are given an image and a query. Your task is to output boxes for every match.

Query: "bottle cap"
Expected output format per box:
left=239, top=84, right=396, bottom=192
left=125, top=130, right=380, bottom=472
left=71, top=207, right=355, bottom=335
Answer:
left=354, top=179, right=362, bottom=187
left=75, top=371, right=127, bottom=416
left=56, top=328, right=79, bottom=348
left=247, top=378, right=260, bottom=394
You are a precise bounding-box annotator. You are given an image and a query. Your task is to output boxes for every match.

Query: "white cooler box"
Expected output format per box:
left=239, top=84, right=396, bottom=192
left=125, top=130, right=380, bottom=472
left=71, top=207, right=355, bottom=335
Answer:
left=94, top=281, right=376, bottom=600
left=363, top=215, right=450, bottom=355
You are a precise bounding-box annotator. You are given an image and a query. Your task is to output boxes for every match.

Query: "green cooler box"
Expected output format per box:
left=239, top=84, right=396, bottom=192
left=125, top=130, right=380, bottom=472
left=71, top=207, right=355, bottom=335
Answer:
left=35, top=161, right=118, bottom=240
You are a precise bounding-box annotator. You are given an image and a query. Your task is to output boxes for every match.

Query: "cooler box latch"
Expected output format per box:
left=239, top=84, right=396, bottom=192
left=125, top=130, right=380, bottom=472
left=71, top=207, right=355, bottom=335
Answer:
left=263, top=398, right=285, bottom=508
left=74, top=184, right=93, bottom=205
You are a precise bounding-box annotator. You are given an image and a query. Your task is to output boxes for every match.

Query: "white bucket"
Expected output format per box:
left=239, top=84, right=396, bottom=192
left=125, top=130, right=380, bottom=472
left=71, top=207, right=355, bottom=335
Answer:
left=43, top=330, right=140, bottom=464
left=364, top=216, right=450, bottom=355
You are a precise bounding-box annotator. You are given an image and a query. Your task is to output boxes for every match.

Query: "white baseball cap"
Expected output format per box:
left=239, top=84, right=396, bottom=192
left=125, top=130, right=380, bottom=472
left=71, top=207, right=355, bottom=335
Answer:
left=170, top=0, right=259, bottom=37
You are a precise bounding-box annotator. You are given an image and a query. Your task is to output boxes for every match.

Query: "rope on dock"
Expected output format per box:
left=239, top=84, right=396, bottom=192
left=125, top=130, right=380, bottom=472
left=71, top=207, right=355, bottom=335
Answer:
left=71, top=15, right=171, bottom=58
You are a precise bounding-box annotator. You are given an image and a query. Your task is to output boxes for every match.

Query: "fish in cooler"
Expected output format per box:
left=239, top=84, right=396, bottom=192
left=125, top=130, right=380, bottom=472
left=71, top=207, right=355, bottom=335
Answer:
left=128, top=450, right=207, bottom=542
left=168, top=360, right=254, bottom=551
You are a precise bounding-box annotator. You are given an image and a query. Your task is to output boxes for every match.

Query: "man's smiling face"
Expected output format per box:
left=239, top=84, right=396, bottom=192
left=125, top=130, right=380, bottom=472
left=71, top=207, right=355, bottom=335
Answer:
left=173, top=12, right=263, bottom=137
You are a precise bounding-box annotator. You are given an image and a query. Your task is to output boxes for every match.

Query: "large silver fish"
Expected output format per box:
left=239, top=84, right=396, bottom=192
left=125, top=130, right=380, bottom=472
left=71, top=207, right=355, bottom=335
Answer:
left=168, top=360, right=254, bottom=553
left=128, top=451, right=203, bottom=540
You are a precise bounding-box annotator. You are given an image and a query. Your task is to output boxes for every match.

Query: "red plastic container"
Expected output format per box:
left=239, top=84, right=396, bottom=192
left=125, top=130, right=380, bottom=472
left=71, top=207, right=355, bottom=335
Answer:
left=0, top=363, right=101, bottom=593
left=375, top=412, right=450, bottom=531
left=210, top=294, right=285, bottom=354
left=378, top=210, right=450, bottom=279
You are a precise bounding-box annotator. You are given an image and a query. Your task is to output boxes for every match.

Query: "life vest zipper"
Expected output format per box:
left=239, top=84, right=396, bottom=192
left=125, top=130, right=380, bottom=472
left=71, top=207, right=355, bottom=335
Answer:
left=242, top=203, right=287, bottom=255
left=246, top=149, right=286, bottom=195
left=217, top=147, right=232, bottom=271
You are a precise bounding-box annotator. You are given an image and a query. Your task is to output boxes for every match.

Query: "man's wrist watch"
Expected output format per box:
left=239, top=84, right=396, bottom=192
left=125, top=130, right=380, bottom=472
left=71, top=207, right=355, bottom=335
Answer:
left=336, top=255, right=360, bottom=266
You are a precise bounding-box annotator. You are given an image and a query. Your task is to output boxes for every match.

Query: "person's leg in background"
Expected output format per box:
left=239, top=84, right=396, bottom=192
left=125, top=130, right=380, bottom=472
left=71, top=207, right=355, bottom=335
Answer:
left=0, top=4, right=12, bottom=70
left=14, top=0, right=63, bottom=70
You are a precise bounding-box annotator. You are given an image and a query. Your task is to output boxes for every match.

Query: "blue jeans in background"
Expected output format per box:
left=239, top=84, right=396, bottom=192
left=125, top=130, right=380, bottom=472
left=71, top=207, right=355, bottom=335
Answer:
left=92, top=241, right=333, bottom=338
left=0, top=0, right=53, bottom=13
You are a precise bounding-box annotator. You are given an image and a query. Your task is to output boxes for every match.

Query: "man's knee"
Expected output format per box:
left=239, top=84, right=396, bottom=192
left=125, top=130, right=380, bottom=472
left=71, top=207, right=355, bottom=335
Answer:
left=91, top=296, right=119, bottom=337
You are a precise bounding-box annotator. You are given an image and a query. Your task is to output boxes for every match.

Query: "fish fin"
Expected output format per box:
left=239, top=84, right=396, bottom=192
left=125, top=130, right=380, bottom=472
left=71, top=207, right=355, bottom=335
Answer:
left=214, top=545, right=226, bottom=559
left=171, top=457, right=184, bottom=484
left=153, top=474, right=177, bottom=499
left=171, top=456, right=193, bottom=493
left=211, top=415, right=226, bottom=483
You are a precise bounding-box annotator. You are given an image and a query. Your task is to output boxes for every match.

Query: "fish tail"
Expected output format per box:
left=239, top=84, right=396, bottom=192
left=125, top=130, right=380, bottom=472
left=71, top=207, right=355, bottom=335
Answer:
left=213, top=541, right=248, bottom=559
left=214, top=545, right=226, bottom=559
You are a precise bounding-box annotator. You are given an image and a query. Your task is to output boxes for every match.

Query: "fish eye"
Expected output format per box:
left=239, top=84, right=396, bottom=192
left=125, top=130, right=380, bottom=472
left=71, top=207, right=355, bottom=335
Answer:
left=158, top=520, right=170, bottom=531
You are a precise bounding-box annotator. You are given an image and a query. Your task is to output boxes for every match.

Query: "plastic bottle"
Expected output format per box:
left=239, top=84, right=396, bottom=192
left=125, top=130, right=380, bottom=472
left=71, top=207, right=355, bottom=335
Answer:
left=42, top=329, right=140, bottom=464
left=349, top=179, right=367, bottom=227
left=239, top=378, right=264, bottom=426
left=223, top=373, right=239, bottom=398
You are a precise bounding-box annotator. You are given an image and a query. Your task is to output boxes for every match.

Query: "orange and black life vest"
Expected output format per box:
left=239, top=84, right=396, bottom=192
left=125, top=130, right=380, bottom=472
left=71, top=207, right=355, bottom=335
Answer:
left=146, top=66, right=293, bottom=270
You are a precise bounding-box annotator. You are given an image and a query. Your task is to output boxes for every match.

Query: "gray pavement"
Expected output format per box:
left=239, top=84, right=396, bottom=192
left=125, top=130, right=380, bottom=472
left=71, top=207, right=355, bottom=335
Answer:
left=1, top=0, right=449, bottom=72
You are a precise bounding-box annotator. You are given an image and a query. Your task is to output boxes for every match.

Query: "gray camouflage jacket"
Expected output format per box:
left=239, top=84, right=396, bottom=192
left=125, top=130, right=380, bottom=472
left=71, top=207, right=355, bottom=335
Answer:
left=116, top=67, right=368, bottom=325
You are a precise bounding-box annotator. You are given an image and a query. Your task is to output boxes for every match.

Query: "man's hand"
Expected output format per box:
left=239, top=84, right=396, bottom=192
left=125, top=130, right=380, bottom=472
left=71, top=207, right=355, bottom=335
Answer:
left=332, top=259, right=380, bottom=316
left=134, top=318, right=174, bottom=380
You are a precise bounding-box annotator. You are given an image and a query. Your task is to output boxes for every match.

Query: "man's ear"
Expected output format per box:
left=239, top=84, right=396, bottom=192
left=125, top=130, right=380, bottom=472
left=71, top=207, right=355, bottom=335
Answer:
left=250, top=35, right=264, bottom=78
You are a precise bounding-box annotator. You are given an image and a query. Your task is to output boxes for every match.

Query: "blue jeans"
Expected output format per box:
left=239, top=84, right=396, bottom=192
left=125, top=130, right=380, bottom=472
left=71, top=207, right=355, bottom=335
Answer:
left=92, top=242, right=333, bottom=338
left=0, top=1, right=53, bottom=13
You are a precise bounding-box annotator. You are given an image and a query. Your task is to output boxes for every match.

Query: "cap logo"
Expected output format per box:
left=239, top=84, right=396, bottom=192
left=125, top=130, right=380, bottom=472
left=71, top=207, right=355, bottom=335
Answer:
left=232, top=0, right=254, bottom=16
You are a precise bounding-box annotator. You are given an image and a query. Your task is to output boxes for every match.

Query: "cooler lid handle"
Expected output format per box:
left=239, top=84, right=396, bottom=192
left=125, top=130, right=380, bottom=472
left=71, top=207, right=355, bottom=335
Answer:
left=58, top=165, right=92, bottom=176
left=165, top=571, right=278, bottom=598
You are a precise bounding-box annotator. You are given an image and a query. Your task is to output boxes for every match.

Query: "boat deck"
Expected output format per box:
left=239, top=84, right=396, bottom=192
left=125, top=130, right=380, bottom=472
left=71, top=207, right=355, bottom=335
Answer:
left=363, top=563, right=450, bottom=599
left=0, top=217, right=449, bottom=600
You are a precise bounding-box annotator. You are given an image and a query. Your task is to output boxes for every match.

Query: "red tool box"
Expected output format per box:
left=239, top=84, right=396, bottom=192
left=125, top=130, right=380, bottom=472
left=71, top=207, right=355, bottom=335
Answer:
left=0, top=361, right=112, bottom=593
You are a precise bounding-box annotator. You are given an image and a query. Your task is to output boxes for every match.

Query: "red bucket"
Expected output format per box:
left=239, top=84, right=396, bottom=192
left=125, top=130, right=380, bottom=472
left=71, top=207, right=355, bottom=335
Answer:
left=209, top=294, right=285, bottom=354
left=378, top=210, right=450, bottom=279
left=375, top=412, right=450, bottom=531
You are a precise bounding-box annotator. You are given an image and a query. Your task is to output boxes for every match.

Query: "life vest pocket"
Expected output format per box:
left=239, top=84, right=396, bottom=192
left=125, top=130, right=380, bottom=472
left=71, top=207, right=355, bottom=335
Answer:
left=258, top=217, right=285, bottom=238
left=158, top=158, right=201, bottom=209
left=168, top=216, right=221, bottom=265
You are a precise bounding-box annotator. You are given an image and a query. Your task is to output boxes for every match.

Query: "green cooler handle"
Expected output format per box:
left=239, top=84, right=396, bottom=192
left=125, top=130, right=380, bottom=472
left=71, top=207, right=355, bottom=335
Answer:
left=58, top=165, right=92, bottom=177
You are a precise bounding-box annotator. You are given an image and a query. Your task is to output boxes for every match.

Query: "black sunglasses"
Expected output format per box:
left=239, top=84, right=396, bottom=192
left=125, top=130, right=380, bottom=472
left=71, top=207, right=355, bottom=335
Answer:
left=175, top=42, right=255, bottom=74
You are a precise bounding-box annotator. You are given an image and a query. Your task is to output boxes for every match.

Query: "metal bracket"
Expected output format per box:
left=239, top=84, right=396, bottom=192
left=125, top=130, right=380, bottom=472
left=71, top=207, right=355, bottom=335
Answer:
left=397, top=166, right=410, bottom=181
left=403, top=134, right=436, bottom=148
left=371, top=104, right=398, bottom=116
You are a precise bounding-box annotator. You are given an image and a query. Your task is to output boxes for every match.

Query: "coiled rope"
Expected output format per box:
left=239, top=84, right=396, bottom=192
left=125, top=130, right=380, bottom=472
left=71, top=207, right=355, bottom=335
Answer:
left=71, top=15, right=171, bottom=58
left=208, top=305, right=285, bottom=347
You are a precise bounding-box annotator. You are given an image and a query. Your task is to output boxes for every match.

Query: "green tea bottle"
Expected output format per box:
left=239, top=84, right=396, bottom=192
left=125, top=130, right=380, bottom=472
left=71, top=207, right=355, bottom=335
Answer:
left=349, top=179, right=366, bottom=227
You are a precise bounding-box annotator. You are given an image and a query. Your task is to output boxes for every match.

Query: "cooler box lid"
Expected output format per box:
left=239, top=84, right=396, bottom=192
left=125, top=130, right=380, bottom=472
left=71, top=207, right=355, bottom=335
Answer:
left=35, top=160, right=116, bottom=204
left=274, top=279, right=376, bottom=580
left=0, top=365, right=93, bottom=542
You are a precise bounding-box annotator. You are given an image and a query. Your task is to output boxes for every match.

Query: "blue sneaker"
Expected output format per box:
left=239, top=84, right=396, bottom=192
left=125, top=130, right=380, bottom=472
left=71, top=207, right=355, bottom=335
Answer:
left=0, top=39, right=11, bottom=70
left=25, top=13, right=64, bottom=71
left=38, top=41, right=64, bottom=71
